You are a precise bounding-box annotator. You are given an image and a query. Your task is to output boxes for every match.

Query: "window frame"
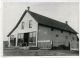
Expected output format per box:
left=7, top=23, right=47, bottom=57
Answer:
left=29, top=31, right=36, bottom=43
left=29, top=20, right=32, bottom=28
left=56, top=34, right=59, bottom=37
left=65, top=36, right=68, bottom=39
left=51, top=28, right=54, bottom=31
left=72, top=37, right=74, bottom=40
left=18, top=33, right=24, bottom=39
left=21, top=22, right=24, bottom=29
left=61, top=30, right=63, bottom=33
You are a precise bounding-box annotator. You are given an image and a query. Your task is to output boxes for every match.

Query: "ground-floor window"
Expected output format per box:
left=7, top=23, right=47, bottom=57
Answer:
left=10, top=35, right=16, bottom=46
left=17, top=32, right=36, bottom=47
left=17, top=33, right=24, bottom=46
left=29, top=32, right=36, bottom=46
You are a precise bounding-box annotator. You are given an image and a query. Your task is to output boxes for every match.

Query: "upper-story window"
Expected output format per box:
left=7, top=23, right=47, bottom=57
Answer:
left=56, top=34, right=59, bottom=37
left=77, top=36, right=79, bottom=41
left=29, top=20, right=32, bottom=28
left=69, top=32, right=71, bottom=35
left=65, top=36, right=68, bottom=39
left=51, top=28, right=54, bottom=31
left=72, top=37, right=74, bottom=40
left=21, top=22, right=24, bottom=29
left=61, top=30, right=63, bottom=33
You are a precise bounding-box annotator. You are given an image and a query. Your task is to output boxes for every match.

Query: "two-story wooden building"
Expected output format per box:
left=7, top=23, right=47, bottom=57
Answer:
left=7, top=7, right=78, bottom=50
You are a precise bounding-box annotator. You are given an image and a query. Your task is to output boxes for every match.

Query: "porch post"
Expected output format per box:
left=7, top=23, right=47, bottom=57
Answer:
left=36, top=31, right=37, bottom=47
left=15, top=35, right=18, bottom=47
left=8, top=37, right=10, bottom=47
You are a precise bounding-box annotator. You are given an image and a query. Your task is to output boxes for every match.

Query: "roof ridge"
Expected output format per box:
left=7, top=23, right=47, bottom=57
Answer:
left=28, top=10, right=77, bottom=34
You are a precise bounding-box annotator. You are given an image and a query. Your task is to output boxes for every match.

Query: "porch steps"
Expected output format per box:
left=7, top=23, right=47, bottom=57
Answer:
left=29, top=47, right=39, bottom=50
left=19, top=46, right=29, bottom=50
left=18, top=46, right=39, bottom=50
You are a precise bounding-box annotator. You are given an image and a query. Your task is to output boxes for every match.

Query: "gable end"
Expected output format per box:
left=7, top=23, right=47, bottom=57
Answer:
left=7, top=10, right=27, bottom=37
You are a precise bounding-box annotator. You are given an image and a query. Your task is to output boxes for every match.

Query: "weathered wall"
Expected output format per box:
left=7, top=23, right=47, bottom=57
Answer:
left=38, top=25, right=77, bottom=48
left=11, top=12, right=38, bottom=35
left=8, top=12, right=38, bottom=46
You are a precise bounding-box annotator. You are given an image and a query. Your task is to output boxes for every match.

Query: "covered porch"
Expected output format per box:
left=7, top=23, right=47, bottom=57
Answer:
left=8, top=31, right=37, bottom=47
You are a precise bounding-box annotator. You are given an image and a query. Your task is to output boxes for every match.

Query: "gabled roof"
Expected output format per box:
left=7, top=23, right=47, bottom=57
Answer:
left=7, top=10, right=27, bottom=37
left=7, top=10, right=77, bottom=37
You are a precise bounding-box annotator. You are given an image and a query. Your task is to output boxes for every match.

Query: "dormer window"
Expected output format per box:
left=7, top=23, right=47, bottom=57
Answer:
left=21, top=22, right=24, bottom=29
left=29, top=20, right=32, bottom=28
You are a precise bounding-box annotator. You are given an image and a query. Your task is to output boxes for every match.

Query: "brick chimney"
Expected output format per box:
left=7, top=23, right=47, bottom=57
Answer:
left=65, top=21, right=68, bottom=25
left=27, top=6, right=30, bottom=11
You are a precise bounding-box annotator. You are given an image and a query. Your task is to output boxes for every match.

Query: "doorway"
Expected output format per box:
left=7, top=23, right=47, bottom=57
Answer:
left=17, top=32, right=36, bottom=47
left=24, top=33, right=29, bottom=46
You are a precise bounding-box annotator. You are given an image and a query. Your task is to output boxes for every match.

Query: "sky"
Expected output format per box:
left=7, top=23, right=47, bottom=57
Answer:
left=3, top=2, right=79, bottom=41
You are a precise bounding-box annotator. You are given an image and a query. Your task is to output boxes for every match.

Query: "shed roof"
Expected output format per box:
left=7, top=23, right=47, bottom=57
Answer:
left=7, top=10, right=77, bottom=37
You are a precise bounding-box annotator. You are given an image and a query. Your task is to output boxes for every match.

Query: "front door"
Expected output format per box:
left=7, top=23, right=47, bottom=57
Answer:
left=24, top=33, right=29, bottom=46
left=17, top=32, right=36, bottom=47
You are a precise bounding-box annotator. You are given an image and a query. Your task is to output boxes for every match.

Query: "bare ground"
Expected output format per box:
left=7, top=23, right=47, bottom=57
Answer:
left=3, top=48, right=79, bottom=56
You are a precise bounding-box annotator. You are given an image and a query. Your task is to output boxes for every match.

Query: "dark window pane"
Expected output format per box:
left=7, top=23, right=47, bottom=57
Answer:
left=69, top=32, right=71, bottom=35
left=61, top=30, right=63, bottom=33
left=17, top=39, right=24, bottom=46
left=21, top=22, right=24, bottom=29
left=77, top=37, right=79, bottom=41
left=56, top=34, right=59, bottom=37
left=29, top=20, right=32, bottom=28
left=17, top=33, right=24, bottom=46
left=51, top=28, right=54, bottom=31
left=65, top=36, right=68, bottom=39
left=29, top=32, right=36, bottom=43
left=72, top=37, right=74, bottom=40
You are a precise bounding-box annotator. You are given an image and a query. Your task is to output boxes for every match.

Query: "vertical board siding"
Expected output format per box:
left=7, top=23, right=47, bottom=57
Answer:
left=8, top=12, right=38, bottom=47
left=11, top=12, right=38, bottom=35
left=38, top=25, right=77, bottom=49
